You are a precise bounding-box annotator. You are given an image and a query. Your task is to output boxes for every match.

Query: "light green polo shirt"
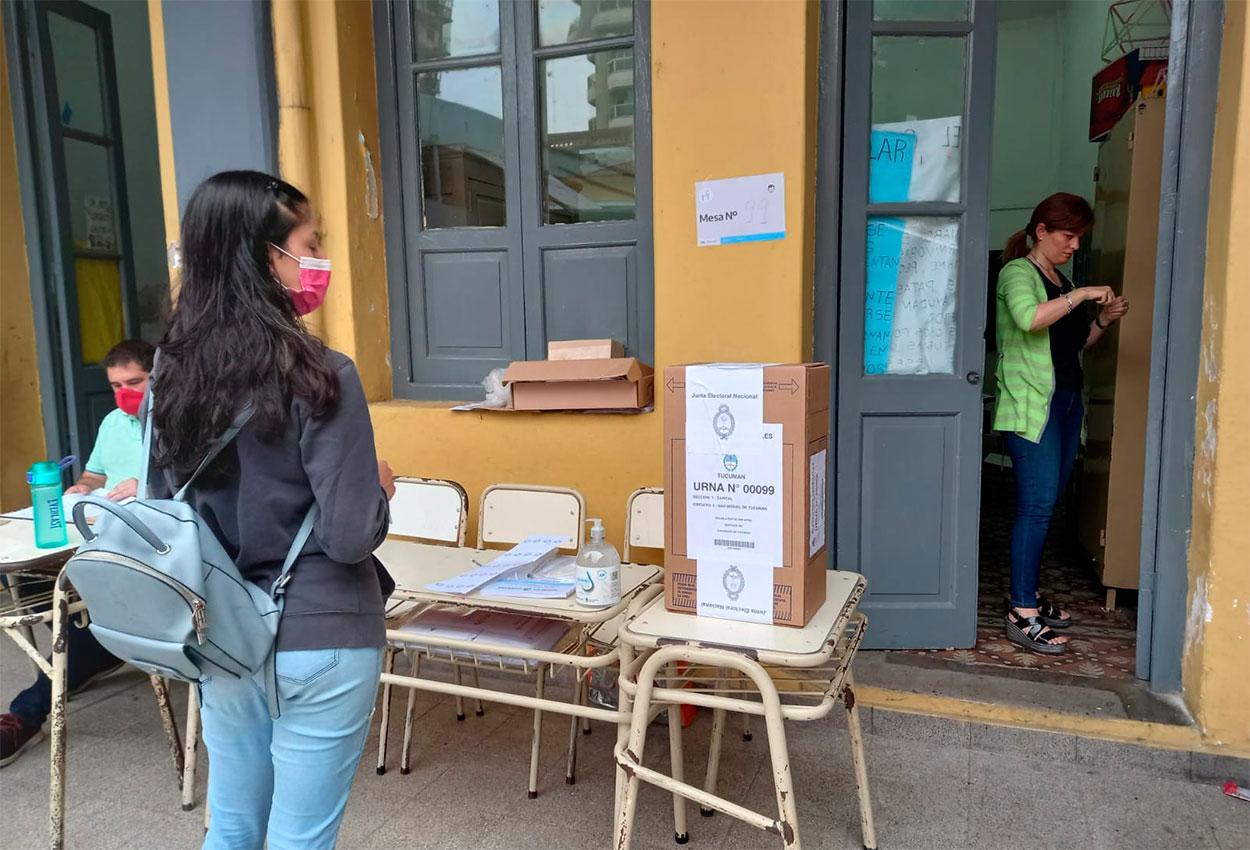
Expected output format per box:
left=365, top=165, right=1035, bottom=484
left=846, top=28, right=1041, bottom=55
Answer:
left=84, top=408, right=144, bottom=490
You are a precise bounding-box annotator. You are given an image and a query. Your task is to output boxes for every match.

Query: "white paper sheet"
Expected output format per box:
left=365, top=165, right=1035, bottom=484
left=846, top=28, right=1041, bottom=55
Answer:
left=696, top=559, right=773, bottom=623
left=480, top=578, right=576, bottom=599
left=2, top=491, right=123, bottom=524
left=399, top=608, right=570, bottom=666
left=695, top=172, right=786, bottom=247
left=685, top=424, right=783, bottom=567
left=424, top=535, right=568, bottom=595
left=684, top=364, right=767, bottom=455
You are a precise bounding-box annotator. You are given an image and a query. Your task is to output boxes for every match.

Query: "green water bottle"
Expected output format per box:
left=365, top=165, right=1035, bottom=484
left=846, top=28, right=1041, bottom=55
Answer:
left=27, top=461, right=69, bottom=548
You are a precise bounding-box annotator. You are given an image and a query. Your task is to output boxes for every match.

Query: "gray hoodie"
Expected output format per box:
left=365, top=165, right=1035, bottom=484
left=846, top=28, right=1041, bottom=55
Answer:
left=147, top=350, right=393, bottom=651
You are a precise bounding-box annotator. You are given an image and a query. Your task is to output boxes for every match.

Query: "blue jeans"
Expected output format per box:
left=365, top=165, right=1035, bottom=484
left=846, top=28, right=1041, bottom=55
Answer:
left=200, top=647, right=382, bottom=850
left=1005, top=387, right=1084, bottom=610
left=7, top=578, right=120, bottom=727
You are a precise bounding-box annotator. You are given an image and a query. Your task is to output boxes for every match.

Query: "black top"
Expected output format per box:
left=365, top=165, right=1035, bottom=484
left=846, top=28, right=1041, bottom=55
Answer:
left=148, top=350, right=394, bottom=652
left=1031, top=260, right=1090, bottom=391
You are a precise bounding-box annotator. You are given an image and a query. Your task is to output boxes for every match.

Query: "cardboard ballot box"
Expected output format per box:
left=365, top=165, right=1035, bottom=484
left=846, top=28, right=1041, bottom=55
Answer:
left=663, top=363, right=831, bottom=626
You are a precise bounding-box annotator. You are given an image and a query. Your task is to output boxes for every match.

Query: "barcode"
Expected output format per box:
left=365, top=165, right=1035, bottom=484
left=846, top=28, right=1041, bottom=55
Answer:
left=713, top=539, right=755, bottom=549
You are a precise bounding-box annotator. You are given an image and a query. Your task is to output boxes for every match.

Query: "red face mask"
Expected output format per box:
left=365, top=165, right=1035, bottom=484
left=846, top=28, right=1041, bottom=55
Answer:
left=114, top=387, right=144, bottom=417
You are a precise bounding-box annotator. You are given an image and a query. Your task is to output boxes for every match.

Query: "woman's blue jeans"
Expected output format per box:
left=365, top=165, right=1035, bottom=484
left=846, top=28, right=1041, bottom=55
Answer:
left=1004, top=387, right=1084, bottom=610
left=200, top=646, right=382, bottom=850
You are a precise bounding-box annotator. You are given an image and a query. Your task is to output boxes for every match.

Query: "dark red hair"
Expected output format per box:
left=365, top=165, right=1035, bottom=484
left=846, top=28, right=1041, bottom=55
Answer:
left=1003, top=192, right=1095, bottom=261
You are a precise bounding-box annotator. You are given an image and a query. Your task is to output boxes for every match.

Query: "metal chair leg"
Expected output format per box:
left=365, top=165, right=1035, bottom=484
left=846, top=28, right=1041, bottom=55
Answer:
left=472, top=666, right=485, bottom=717
left=401, top=652, right=422, bottom=774
left=453, top=663, right=467, bottom=721
left=49, top=579, right=70, bottom=850
left=701, top=668, right=728, bottom=817
left=615, top=651, right=661, bottom=850
left=843, top=670, right=877, bottom=850
left=741, top=673, right=753, bottom=741
left=150, top=675, right=185, bottom=786
left=528, top=665, right=546, bottom=799
left=565, top=671, right=583, bottom=785
left=760, top=682, right=801, bottom=849
left=181, top=685, right=200, bottom=811
left=376, top=646, right=396, bottom=775
left=667, top=664, right=689, bottom=844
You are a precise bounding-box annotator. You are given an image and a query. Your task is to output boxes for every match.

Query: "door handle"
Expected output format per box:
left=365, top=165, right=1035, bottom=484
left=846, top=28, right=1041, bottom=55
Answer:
left=966, top=371, right=982, bottom=385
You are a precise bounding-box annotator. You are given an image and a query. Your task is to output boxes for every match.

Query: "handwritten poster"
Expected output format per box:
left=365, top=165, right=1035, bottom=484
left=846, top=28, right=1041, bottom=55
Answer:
left=864, top=217, right=960, bottom=375
left=869, top=116, right=962, bottom=204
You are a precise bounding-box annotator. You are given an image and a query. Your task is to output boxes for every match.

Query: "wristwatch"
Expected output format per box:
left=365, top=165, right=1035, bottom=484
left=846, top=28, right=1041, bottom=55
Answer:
left=1094, top=315, right=1108, bottom=330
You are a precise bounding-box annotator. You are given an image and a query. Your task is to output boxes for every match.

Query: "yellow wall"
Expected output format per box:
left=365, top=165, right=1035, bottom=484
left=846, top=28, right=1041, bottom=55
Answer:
left=146, top=0, right=180, bottom=292
left=0, top=34, right=48, bottom=511
left=1182, top=0, right=1250, bottom=751
left=304, top=1, right=822, bottom=546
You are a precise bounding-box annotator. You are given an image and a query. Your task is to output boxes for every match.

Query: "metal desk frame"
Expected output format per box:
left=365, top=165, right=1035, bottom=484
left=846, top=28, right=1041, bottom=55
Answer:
left=613, top=572, right=878, bottom=850
left=373, top=538, right=665, bottom=794
left=0, top=518, right=184, bottom=850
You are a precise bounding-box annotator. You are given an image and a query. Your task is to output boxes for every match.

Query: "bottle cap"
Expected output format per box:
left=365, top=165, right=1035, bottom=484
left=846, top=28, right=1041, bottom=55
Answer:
left=27, top=461, right=63, bottom=486
left=587, top=518, right=605, bottom=542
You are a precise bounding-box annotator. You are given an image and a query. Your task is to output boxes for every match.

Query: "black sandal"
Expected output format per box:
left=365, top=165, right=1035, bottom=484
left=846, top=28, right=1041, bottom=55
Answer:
left=1005, top=609, right=1067, bottom=655
left=1036, top=595, right=1072, bottom=630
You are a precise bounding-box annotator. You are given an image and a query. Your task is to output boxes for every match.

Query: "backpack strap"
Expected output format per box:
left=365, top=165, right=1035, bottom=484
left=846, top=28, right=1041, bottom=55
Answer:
left=271, top=505, right=318, bottom=599
left=172, top=404, right=255, bottom=502
left=138, top=351, right=159, bottom=501
left=263, top=503, right=319, bottom=719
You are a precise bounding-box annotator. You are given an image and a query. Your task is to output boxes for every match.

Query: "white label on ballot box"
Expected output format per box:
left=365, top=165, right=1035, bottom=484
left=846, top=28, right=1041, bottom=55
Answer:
left=686, top=424, right=783, bottom=567
left=696, top=559, right=772, bottom=623
left=809, top=448, right=827, bottom=557
left=684, top=364, right=766, bottom=455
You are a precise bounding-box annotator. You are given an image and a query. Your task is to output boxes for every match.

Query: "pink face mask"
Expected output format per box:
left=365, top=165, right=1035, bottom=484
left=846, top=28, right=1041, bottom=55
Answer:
left=270, top=243, right=331, bottom=316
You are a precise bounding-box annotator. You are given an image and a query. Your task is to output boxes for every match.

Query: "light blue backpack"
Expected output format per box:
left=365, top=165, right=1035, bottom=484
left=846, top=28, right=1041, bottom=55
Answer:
left=64, top=379, right=315, bottom=718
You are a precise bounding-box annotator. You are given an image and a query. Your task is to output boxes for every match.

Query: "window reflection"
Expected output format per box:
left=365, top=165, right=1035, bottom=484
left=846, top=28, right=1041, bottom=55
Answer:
left=542, top=48, right=636, bottom=224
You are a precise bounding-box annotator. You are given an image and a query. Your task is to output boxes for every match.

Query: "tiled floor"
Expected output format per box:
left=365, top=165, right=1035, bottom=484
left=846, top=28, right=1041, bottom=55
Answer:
left=2, top=634, right=1244, bottom=850
left=897, top=464, right=1139, bottom=680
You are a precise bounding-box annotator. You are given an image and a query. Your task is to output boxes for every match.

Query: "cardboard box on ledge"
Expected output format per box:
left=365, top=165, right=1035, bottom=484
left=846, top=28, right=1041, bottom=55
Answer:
left=663, top=363, right=831, bottom=626
left=547, top=339, right=625, bottom=360
left=503, top=358, right=653, bottom=411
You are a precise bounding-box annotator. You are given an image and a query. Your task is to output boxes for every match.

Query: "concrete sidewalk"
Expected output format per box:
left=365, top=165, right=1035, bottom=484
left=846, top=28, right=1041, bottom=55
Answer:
left=1, top=637, right=1246, bottom=850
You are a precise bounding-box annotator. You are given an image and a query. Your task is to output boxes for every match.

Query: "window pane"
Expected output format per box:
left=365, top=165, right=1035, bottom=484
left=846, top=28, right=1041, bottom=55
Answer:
left=412, top=0, right=499, bottom=61
left=864, top=217, right=959, bottom=376
left=538, top=0, right=633, bottom=47
left=416, top=66, right=507, bottom=228
left=48, top=12, right=106, bottom=136
left=874, top=0, right=968, bottom=21
left=65, top=138, right=116, bottom=250
left=541, top=49, right=635, bottom=224
left=870, top=36, right=965, bottom=203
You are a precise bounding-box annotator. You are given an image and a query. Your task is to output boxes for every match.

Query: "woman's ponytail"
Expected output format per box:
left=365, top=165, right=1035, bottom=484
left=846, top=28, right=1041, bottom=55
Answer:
left=1003, top=228, right=1031, bottom=262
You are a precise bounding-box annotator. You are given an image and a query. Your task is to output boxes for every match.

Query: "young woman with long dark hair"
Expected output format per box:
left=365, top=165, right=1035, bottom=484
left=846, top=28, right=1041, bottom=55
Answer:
left=148, top=171, right=395, bottom=849
left=994, top=192, right=1129, bottom=654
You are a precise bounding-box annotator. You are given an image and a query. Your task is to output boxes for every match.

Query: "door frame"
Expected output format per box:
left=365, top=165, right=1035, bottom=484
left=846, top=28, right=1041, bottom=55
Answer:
left=1135, top=0, right=1224, bottom=692
left=4, top=0, right=142, bottom=471
left=813, top=0, right=1224, bottom=690
left=4, top=5, right=70, bottom=462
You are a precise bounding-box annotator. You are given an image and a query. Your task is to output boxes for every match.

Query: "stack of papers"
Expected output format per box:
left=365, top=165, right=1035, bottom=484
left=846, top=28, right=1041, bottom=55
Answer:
left=399, top=607, right=571, bottom=666
left=425, top=535, right=569, bottom=595
left=1, top=491, right=126, bottom=525
left=481, top=554, right=577, bottom=599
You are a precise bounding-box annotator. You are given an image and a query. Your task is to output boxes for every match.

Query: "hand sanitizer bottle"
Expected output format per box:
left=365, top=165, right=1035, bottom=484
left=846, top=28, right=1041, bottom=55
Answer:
left=575, top=518, right=621, bottom=608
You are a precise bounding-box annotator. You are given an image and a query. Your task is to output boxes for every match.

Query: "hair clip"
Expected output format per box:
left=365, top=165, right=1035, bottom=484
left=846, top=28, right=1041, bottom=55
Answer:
left=267, top=180, right=281, bottom=191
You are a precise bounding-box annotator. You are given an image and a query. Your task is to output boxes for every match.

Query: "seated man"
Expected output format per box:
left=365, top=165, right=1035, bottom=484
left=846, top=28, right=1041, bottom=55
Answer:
left=1, top=339, right=154, bottom=767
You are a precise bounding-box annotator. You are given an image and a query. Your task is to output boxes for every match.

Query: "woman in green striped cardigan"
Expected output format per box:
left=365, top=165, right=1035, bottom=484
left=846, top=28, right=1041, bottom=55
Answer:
left=994, top=193, right=1130, bottom=655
